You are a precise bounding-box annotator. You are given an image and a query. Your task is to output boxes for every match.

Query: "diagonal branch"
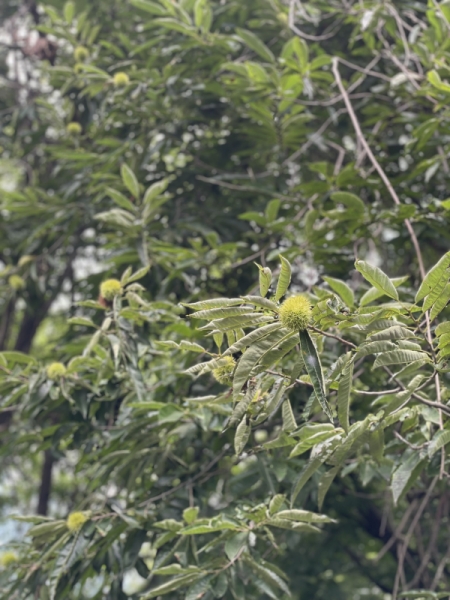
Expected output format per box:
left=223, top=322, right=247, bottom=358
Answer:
left=331, top=57, right=425, bottom=278
left=392, top=477, right=438, bottom=599
left=332, top=57, right=446, bottom=478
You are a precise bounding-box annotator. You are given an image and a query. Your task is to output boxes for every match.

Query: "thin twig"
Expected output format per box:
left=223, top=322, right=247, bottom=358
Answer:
left=355, top=387, right=401, bottom=396
left=337, top=56, right=391, bottom=81
left=407, top=494, right=444, bottom=588
left=196, top=175, right=296, bottom=201
left=310, top=326, right=357, bottom=348
left=289, top=0, right=341, bottom=41
left=431, top=541, right=450, bottom=590
left=392, top=477, right=438, bottom=599
left=283, top=109, right=346, bottom=166
left=331, top=57, right=425, bottom=279
left=393, top=430, right=425, bottom=451
left=374, top=499, right=418, bottom=563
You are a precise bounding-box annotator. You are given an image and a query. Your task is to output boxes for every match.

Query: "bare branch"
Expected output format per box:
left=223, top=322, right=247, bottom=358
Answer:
left=392, top=477, right=438, bottom=599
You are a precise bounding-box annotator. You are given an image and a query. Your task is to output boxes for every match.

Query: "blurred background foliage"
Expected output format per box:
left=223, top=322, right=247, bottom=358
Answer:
left=1, top=0, right=450, bottom=598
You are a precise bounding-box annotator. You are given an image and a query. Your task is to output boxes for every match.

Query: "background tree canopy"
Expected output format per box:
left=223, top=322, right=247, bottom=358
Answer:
left=1, top=0, right=450, bottom=598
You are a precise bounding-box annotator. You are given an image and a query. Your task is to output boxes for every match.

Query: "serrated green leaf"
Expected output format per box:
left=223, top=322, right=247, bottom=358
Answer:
left=242, top=557, right=291, bottom=596
left=269, top=494, right=286, bottom=515
left=232, top=329, right=289, bottom=395
left=422, top=276, right=448, bottom=312
left=259, top=333, right=298, bottom=369
left=1, top=351, right=37, bottom=365
left=369, top=326, right=414, bottom=341
left=182, top=298, right=242, bottom=310
left=360, top=276, right=408, bottom=306
left=255, top=263, right=272, bottom=298
left=185, top=356, right=232, bottom=376
left=225, top=532, right=248, bottom=561
left=282, top=399, right=296, bottom=432
left=143, top=178, right=169, bottom=207
left=438, top=332, right=450, bottom=348
left=121, top=164, right=140, bottom=199
left=322, top=276, right=354, bottom=307
left=179, top=341, right=205, bottom=353
left=355, top=260, right=399, bottom=301
left=373, top=350, right=429, bottom=369
left=28, top=521, right=67, bottom=538
left=299, top=330, right=333, bottom=421
left=276, top=509, right=335, bottom=523
left=330, top=192, right=365, bottom=217
left=354, top=341, right=398, bottom=359
left=274, top=255, right=292, bottom=302
left=264, top=432, right=297, bottom=449
left=188, top=306, right=249, bottom=320
left=289, top=428, right=340, bottom=458
left=67, top=317, right=97, bottom=328
left=153, top=565, right=201, bottom=576
left=153, top=17, right=197, bottom=35
left=202, top=313, right=273, bottom=332
left=234, top=416, right=251, bottom=454
left=391, top=451, right=425, bottom=505
left=235, top=28, right=276, bottom=63
left=228, top=390, right=253, bottom=428
left=267, top=518, right=320, bottom=533
left=369, top=429, right=384, bottom=463
left=317, top=465, right=340, bottom=511
left=265, top=199, right=281, bottom=222
left=64, top=1, right=74, bottom=22
left=428, top=429, right=450, bottom=458
left=142, top=574, right=202, bottom=598
left=186, top=576, right=214, bottom=600
left=430, top=283, right=450, bottom=321
left=183, top=507, right=199, bottom=524
left=106, top=187, right=136, bottom=212
left=264, top=380, right=286, bottom=420
left=326, top=352, right=352, bottom=382
left=224, top=323, right=282, bottom=356
left=130, top=0, right=167, bottom=15
left=292, top=452, right=333, bottom=505
left=242, top=295, right=279, bottom=311
left=436, top=322, right=450, bottom=336
left=194, top=0, right=212, bottom=31
left=416, top=251, right=450, bottom=302
left=126, top=266, right=150, bottom=284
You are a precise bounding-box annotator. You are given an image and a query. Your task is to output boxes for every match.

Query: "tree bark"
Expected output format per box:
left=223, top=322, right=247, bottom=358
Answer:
left=37, top=449, right=54, bottom=515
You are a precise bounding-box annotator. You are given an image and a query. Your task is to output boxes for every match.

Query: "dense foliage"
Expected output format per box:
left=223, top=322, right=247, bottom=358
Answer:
left=1, top=0, right=450, bottom=598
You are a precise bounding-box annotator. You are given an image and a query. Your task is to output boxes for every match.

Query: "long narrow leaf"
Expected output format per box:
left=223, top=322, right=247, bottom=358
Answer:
left=416, top=251, right=450, bottom=302
left=355, top=260, right=399, bottom=300
left=274, top=255, right=292, bottom=302
left=337, top=359, right=354, bottom=433
left=299, top=330, right=333, bottom=421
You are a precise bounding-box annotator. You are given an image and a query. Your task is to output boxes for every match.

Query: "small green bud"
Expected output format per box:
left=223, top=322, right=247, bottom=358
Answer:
left=8, top=275, right=25, bottom=290
left=100, top=279, right=122, bottom=301
left=66, top=122, right=82, bottom=135
left=66, top=511, right=90, bottom=532
left=73, top=46, right=89, bottom=62
left=0, top=551, right=18, bottom=567
left=279, top=295, right=312, bottom=331
left=46, top=362, right=67, bottom=380
left=212, top=356, right=236, bottom=386
left=254, top=430, right=268, bottom=443
left=113, top=72, right=129, bottom=87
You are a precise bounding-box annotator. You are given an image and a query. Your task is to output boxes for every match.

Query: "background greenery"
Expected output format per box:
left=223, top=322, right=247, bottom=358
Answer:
left=1, top=0, right=450, bottom=598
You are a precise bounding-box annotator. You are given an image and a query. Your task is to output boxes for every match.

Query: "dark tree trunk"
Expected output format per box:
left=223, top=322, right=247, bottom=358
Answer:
left=37, top=449, right=54, bottom=516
